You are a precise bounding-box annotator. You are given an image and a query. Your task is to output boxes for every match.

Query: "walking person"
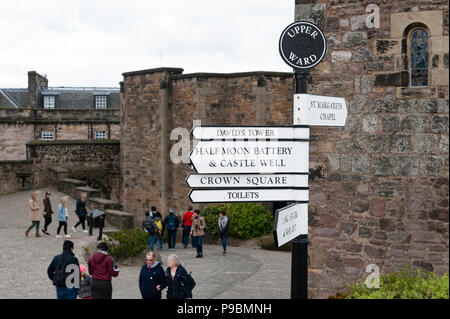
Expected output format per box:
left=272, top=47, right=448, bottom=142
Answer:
left=182, top=206, right=194, bottom=248
left=154, top=214, right=164, bottom=250
left=163, top=208, right=180, bottom=250
left=218, top=210, right=230, bottom=255
left=139, top=252, right=166, bottom=299
left=88, top=242, right=119, bottom=299
left=42, top=191, right=53, bottom=236
left=47, top=240, right=80, bottom=299
left=25, top=191, right=41, bottom=238
left=79, top=264, right=92, bottom=299
left=165, top=254, right=192, bottom=300
left=56, top=196, right=70, bottom=238
left=142, top=211, right=159, bottom=251
left=190, top=209, right=206, bottom=258
left=73, top=192, right=88, bottom=233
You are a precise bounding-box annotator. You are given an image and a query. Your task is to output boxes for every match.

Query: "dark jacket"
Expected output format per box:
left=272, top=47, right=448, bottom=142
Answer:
left=88, top=251, right=119, bottom=281
left=75, top=199, right=88, bottom=217
left=79, top=274, right=92, bottom=298
left=43, top=198, right=53, bottom=217
left=163, top=213, right=180, bottom=232
left=47, top=250, right=80, bottom=288
left=139, top=262, right=167, bottom=299
left=142, top=216, right=158, bottom=235
left=165, top=265, right=192, bottom=299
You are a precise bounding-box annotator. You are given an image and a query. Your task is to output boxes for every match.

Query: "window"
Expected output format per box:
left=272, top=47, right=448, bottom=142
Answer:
left=43, top=95, right=56, bottom=109
left=410, top=28, right=429, bottom=87
left=41, top=130, right=54, bottom=140
left=95, top=95, right=108, bottom=109
left=95, top=130, right=107, bottom=140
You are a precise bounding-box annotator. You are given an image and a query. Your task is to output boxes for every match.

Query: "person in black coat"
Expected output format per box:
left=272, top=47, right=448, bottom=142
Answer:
left=165, top=254, right=192, bottom=299
left=139, top=252, right=166, bottom=299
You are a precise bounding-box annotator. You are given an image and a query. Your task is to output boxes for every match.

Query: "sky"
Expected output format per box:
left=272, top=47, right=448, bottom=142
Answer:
left=0, top=0, right=295, bottom=88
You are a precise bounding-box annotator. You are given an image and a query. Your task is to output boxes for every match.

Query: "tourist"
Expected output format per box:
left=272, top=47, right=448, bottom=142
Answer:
left=165, top=254, right=192, bottom=299
left=42, top=191, right=53, bottom=236
left=182, top=206, right=194, bottom=248
left=56, top=196, right=70, bottom=238
left=153, top=214, right=164, bottom=250
left=78, top=264, right=92, bottom=299
left=150, top=206, right=162, bottom=219
left=218, top=210, right=229, bottom=255
left=88, top=242, right=119, bottom=299
left=142, top=211, right=159, bottom=250
left=190, top=209, right=206, bottom=258
left=47, top=240, right=80, bottom=299
left=139, top=252, right=166, bottom=299
left=25, top=191, right=41, bottom=238
left=73, top=192, right=88, bottom=233
left=163, top=208, right=180, bottom=250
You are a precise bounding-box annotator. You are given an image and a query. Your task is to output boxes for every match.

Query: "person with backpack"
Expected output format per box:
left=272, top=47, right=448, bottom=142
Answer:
left=165, top=254, right=193, bottom=299
left=42, top=191, right=53, bottom=236
left=218, top=210, right=230, bottom=255
left=73, top=192, right=88, bottom=233
left=139, top=252, right=167, bottom=299
left=150, top=206, right=162, bottom=219
left=79, top=264, right=92, bottom=299
left=142, top=211, right=159, bottom=251
left=190, top=209, right=206, bottom=258
left=153, top=215, right=164, bottom=250
left=47, top=240, right=80, bottom=299
left=182, top=206, right=195, bottom=249
left=163, top=208, right=180, bottom=251
left=88, top=242, right=119, bottom=299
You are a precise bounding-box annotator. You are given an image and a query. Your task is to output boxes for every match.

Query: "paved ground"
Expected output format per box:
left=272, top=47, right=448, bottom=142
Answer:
left=0, top=188, right=291, bottom=299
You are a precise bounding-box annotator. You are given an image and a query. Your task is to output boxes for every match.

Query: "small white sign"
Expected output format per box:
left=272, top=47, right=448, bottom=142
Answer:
left=189, top=188, right=309, bottom=203
left=192, top=126, right=309, bottom=140
left=190, top=140, right=309, bottom=174
left=186, top=173, right=309, bottom=189
left=273, top=203, right=308, bottom=247
left=293, top=94, right=347, bottom=126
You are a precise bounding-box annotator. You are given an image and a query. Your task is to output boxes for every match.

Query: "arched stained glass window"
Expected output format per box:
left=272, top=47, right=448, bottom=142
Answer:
left=410, top=29, right=429, bottom=87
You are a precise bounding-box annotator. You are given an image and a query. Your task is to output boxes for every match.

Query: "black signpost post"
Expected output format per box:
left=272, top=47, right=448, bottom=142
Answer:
left=279, top=20, right=327, bottom=299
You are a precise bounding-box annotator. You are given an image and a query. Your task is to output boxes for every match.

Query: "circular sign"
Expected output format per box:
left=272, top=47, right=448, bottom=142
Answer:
left=279, top=21, right=327, bottom=70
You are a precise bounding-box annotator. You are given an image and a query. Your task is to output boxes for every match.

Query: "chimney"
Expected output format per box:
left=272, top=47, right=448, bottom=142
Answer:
left=27, top=71, right=48, bottom=108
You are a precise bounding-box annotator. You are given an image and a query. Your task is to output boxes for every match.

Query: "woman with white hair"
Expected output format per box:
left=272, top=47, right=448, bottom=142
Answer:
left=25, top=191, right=41, bottom=238
left=56, top=196, right=71, bottom=238
left=165, top=254, right=192, bottom=299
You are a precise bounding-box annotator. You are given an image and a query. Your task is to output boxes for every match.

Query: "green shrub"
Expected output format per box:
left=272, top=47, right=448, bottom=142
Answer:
left=105, top=228, right=149, bottom=260
left=346, top=267, right=449, bottom=299
left=202, top=203, right=273, bottom=240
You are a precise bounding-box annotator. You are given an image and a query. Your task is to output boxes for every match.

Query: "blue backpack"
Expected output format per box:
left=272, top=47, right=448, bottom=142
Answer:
left=167, top=215, right=176, bottom=231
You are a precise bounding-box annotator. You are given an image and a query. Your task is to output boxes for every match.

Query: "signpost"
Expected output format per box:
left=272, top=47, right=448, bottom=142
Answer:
left=189, top=188, right=309, bottom=203
left=192, top=126, right=310, bottom=140
left=190, top=140, right=309, bottom=174
left=294, top=94, right=348, bottom=126
left=273, top=203, right=308, bottom=247
left=185, top=19, right=347, bottom=300
left=186, top=173, right=308, bottom=189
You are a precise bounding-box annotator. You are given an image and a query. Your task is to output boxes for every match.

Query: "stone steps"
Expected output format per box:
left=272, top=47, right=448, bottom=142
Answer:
left=87, top=197, right=120, bottom=211
left=58, top=178, right=87, bottom=197
left=104, top=209, right=134, bottom=229
left=74, top=186, right=102, bottom=200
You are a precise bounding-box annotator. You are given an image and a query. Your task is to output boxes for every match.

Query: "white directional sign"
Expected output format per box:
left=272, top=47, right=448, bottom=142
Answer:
left=189, top=188, right=309, bottom=203
left=273, top=203, right=308, bottom=247
left=190, top=140, right=309, bottom=174
left=186, top=173, right=309, bottom=189
left=192, top=126, right=309, bottom=140
left=293, top=94, right=347, bottom=126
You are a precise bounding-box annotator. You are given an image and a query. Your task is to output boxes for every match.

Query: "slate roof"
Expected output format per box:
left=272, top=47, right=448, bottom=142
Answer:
left=0, top=88, right=27, bottom=108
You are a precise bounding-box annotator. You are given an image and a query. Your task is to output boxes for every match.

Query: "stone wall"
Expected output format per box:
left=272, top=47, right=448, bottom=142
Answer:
left=0, top=160, right=35, bottom=195
left=121, top=1, right=448, bottom=298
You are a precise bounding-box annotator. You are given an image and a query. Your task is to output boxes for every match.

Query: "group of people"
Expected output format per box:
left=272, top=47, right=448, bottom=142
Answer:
left=142, top=206, right=230, bottom=257
left=47, top=240, right=193, bottom=299
left=25, top=191, right=92, bottom=239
